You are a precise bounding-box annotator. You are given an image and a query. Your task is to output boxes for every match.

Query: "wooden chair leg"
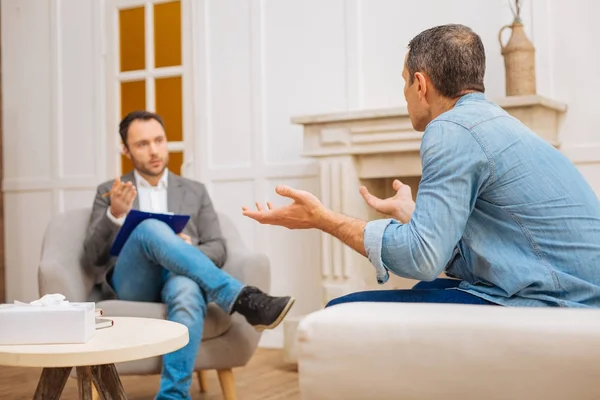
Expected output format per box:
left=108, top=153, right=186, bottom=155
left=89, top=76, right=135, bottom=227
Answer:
left=92, top=385, right=100, bottom=400
left=217, top=369, right=237, bottom=400
left=197, top=370, right=208, bottom=393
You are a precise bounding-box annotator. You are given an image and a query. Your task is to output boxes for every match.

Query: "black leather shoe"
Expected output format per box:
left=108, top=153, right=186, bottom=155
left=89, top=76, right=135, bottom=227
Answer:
left=232, top=286, right=295, bottom=331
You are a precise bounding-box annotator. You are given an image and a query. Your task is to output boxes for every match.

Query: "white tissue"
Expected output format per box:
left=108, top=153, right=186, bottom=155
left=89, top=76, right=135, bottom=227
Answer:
left=13, top=293, right=69, bottom=306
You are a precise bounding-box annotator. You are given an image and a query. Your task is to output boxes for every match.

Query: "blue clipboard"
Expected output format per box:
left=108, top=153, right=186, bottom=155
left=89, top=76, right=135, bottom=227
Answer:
left=110, top=209, right=191, bottom=256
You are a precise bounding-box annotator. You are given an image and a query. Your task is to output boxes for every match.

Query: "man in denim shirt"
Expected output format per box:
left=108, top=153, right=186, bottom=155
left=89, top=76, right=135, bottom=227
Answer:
left=243, top=24, right=600, bottom=308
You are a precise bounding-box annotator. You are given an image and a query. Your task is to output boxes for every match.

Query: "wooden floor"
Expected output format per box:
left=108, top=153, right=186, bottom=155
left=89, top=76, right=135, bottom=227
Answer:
left=0, top=349, right=300, bottom=399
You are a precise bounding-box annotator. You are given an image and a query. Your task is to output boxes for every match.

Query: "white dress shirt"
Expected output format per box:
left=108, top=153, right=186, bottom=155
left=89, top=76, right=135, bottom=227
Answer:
left=107, top=169, right=169, bottom=226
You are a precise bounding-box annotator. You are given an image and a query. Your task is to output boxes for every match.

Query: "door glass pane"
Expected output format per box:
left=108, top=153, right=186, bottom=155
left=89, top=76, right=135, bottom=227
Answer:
left=121, top=80, right=146, bottom=118
left=119, top=6, right=145, bottom=72
left=154, top=1, right=181, bottom=68
left=168, top=151, right=183, bottom=175
left=155, top=76, right=182, bottom=142
left=121, top=154, right=134, bottom=175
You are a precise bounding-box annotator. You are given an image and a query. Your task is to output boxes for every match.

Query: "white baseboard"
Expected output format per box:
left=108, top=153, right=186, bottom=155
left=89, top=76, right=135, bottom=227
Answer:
left=258, top=327, right=284, bottom=349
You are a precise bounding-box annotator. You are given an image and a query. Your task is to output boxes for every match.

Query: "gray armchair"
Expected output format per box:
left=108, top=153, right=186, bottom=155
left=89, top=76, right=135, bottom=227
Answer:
left=37, top=207, right=270, bottom=399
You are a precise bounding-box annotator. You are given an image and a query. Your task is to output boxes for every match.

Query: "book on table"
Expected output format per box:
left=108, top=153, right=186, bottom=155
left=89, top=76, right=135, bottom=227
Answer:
left=95, top=317, right=114, bottom=330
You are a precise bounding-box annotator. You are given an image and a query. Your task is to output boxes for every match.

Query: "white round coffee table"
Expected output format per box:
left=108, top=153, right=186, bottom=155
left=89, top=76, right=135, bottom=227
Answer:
left=0, top=316, right=188, bottom=399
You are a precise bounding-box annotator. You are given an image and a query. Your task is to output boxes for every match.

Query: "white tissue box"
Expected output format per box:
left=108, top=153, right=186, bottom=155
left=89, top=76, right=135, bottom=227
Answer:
left=0, top=302, right=96, bottom=345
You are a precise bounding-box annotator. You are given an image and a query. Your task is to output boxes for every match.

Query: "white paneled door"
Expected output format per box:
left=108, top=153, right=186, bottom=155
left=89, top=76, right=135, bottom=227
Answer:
left=105, top=0, right=194, bottom=178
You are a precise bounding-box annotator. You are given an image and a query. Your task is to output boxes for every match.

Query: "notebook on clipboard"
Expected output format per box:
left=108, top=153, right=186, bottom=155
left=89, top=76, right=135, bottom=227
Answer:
left=109, top=209, right=191, bottom=256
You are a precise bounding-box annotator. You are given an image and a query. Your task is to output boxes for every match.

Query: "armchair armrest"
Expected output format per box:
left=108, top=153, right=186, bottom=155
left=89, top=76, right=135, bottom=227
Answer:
left=221, top=247, right=271, bottom=293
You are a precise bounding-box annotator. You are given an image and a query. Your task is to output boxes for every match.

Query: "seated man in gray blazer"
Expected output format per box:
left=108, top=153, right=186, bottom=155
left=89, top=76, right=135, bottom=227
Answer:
left=83, top=110, right=295, bottom=400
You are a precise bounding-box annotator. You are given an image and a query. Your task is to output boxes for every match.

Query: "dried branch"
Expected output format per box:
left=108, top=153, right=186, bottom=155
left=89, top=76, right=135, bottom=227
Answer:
left=509, top=0, right=522, bottom=20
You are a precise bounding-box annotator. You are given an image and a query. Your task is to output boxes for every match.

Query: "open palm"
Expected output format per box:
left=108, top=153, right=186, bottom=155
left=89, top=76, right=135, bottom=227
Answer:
left=242, top=185, right=326, bottom=230
left=359, top=179, right=415, bottom=223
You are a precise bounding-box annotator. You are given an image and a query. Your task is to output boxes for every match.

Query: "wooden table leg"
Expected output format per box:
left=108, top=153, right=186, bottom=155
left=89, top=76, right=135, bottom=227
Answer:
left=76, top=366, right=93, bottom=400
left=33, top=367, right=72, bottom=400
left=91, top=364, right=127, bottom=400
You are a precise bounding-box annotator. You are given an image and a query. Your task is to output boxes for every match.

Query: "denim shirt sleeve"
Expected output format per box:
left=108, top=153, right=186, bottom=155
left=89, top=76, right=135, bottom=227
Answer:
left=363, top=120, right=492, bottom=283
left=364, top=218, right=397, bottom=283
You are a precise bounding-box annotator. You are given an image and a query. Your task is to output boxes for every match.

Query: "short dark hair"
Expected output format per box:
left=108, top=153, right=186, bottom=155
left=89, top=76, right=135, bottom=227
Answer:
left=119, top=110, right=165, bottom=147
left=406, top=24, right=486, bottom=98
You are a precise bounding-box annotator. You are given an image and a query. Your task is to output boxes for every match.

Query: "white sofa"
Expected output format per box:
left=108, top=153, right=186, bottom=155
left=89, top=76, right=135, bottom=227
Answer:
left=296, top=302, right=600, bottom=400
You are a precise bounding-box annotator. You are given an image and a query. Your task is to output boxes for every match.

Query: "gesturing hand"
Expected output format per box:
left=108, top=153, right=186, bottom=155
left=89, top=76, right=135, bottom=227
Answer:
left=359, top=179, right=415, bottom=223
left=242, top=185, right=327, bottom=230
left=178, top=232, right=192, bottom=245
left=109, top=177, right=137, bottom=219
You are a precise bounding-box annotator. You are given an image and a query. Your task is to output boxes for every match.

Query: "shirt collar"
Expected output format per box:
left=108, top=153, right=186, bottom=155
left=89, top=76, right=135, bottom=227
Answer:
left=134, top=169, right=169, bottom=189
left=456, top=91, right=486, bottom=106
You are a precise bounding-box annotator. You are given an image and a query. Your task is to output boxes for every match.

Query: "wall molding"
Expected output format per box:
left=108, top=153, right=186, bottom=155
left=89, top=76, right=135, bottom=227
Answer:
left=94, top=0, right=108, bottom=183
left=3, top=176, right=99, bottom=192
left=180, top=0, right=195, bottom=180
left=104, top=0, right=118, bottom=179
left=251, top=0, right=266, bottom=169
left=561, top=143, right=600, bottom=165
left=50, top=0, right=62, bottom=213
left=191, top=0, right=210, bottom=183
left=208, top=161, right=319, bottom=182
left=2, top=161, right=318, bottom=193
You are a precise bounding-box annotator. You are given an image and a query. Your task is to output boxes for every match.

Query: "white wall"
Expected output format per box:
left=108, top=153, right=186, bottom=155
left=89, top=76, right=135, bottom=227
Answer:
left=1, top=0, right=105, bottom=303
left=360, top=0, right=534, bottom=107
left=545, top=0, right=600, bottom=190
left=2, top=0, right=599, bottom=348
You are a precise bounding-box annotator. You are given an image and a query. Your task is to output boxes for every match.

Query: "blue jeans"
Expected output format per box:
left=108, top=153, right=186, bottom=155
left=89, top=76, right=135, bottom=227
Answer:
left=109, top=219, right=245, bottom=400
left=326, top=278, right=497, bottom=307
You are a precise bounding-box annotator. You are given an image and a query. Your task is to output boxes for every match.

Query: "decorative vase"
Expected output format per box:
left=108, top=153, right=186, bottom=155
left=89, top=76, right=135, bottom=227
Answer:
left=499, top=19, right=536, bottom=96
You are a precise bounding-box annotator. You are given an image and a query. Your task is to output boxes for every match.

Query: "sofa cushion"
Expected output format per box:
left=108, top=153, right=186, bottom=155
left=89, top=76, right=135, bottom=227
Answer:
left=297, top=302, right=600, bottom=400
left=97, top=300, right=231, bottom=340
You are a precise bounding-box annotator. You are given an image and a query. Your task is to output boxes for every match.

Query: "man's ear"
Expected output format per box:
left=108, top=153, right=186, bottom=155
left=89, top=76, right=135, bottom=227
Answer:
left=414, top=72, right=428, bottom=100
left=122, top=144, right=132, bottom=160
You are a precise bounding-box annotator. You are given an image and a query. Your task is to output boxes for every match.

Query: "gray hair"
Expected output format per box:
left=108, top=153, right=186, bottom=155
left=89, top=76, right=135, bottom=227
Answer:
left=407, top=24, right=486, bottom=98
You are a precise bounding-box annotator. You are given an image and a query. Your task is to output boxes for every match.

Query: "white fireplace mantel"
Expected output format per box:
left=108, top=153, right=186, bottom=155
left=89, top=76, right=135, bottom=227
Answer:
left=281, top=95, right=567, bottom=364
left=293, top=95, right=567, bottom=180
left=291, top=95, right=567, bottom=301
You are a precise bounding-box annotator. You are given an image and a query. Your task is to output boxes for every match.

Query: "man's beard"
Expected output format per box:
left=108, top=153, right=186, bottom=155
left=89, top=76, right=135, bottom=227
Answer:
left=133, top=156, right=168, bottom=177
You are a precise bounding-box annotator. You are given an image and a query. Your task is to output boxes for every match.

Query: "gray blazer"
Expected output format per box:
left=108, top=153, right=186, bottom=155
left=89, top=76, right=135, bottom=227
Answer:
left=82, top=171, right=227, bottom=299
